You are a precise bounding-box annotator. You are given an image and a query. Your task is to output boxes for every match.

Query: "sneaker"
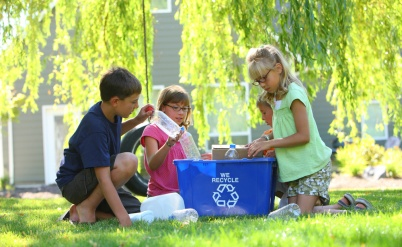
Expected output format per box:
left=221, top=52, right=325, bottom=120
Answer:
left=267, top=203, right=301, bottom=219
left=129, top=210, right=155, bottom=223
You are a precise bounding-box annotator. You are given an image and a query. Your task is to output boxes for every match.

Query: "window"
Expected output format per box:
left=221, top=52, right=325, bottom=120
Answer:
left=205, top=82, right=252, bottom=150
left=361, top=100, right=388, bottom=140
left=151, top=0, right=172, bottom=13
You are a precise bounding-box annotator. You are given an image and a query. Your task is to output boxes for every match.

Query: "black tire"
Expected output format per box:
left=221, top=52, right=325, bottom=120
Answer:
left=120, top=123, right=149, bottom=196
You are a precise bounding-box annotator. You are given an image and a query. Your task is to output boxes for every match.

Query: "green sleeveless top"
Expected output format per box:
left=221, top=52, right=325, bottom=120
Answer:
left=272, top=83, right=332, bottom=182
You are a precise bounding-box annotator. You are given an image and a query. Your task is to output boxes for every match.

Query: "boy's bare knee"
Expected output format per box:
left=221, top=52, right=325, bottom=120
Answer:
left=115, top=152, right=138, bottom=173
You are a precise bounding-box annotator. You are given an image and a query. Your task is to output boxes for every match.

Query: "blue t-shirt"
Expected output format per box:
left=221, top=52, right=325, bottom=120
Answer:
left=55, top=102, right=122, bottom=188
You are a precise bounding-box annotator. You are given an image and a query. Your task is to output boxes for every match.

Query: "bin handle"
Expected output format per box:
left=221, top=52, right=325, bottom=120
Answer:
left=176, top=161, right=216, bottom=177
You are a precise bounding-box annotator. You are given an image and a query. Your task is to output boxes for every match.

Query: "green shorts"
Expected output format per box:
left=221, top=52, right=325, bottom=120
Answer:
left=287, top=161, right=332, bottom=205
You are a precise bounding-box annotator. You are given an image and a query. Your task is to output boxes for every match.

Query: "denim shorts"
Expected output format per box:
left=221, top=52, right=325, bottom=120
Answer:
left=287, top=161, right=332, bottom=205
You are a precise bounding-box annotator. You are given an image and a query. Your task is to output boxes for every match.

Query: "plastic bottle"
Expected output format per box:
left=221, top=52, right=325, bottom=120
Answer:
left=169, top=208, right=199, bottom=224
left=267, top=203, right=301, bottom=219
left=179, top=131, right=201, bottom=159
left=128, top=210, right=155, bottom=224
left=224, top=144, right=239, bottom=160
left=149, top=110, right=183, bottom=138
left=140, top=193, right=185, bottom=220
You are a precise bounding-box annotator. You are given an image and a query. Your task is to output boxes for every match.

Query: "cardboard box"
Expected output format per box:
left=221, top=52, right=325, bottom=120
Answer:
left=211, top=145, right=262, bottom=160
left=174, top=158, right=277, bottom=216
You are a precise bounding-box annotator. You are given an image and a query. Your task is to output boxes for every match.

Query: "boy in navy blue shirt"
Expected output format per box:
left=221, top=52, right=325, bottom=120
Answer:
left=56, top=67, right=153, bottom=227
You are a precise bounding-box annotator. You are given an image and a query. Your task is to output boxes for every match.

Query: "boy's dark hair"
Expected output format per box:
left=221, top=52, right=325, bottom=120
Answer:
left=100, top=67, right=142, bottom=101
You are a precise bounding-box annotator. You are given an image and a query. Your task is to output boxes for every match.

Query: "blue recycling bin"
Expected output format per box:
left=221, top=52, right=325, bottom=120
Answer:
left=174, top=158, right=277, bottom=217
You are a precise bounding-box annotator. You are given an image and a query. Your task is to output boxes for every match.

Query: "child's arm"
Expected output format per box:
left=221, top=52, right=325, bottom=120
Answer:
left=259, top=131, right=273, bottom=142
left=144, top=133, right=181, bottom=170
left=121, top=104, right=154, bottom=135
left=246, top=131, right=273, bottom=147
left=289, top=99, right=310, bottom=144
left=94, top=166, right=132, bottom=227
left=201, top=153, right=212, bottom=160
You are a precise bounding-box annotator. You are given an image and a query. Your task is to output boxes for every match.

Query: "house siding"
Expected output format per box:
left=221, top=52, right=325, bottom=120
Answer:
left=13, top=69, right=55, bottom=184
left=1, top=124, right=9, bottom=178
left=8, top=17, right=56, bottom=184
left=152, top=9, right=182, bottom=86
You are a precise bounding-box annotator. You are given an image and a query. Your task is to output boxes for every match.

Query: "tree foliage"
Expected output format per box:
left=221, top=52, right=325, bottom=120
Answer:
left=177, top=0, right=402, bottom=145
left=1, top=0, right=401, bottom=145
left=0, top=0, right=154, bottom=131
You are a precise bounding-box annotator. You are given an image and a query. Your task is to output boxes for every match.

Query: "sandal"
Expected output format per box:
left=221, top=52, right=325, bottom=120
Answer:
left=355, top=198, right=374, bottom=210
left=337, top=193, right=355, bottom=209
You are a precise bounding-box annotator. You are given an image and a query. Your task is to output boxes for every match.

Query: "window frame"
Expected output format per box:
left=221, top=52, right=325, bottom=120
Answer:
left=42, top=105, right=71, bottom=185
left=204, top=82, right=252, bottom=151
left=361, top=100, right=388, bottom=141
left=151, top=0, right=172, bottom=14
left=138, top=84, right=165, bottom=108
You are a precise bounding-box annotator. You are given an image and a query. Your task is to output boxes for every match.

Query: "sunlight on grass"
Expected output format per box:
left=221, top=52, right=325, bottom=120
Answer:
left=1, top=190, right=401, bottom=246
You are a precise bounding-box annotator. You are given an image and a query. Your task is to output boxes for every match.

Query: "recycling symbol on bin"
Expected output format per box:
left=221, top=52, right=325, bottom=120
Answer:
left=212, top=184, right=239, bottom=208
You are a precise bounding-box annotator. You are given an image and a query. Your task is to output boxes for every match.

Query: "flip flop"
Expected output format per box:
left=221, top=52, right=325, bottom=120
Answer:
left=337, top=193, right=355, bottom=209
left=58, top=210, right=70, bottom=221
left=355, top=198, right=374, bottom=210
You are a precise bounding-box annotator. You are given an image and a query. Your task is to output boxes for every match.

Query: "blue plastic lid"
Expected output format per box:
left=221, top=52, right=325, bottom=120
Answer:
left=229, top=144, right=236, bottom=148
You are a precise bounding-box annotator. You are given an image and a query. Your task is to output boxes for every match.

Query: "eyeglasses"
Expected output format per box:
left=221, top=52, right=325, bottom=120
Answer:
left=164, top=104, right=191, bottom=112
left=252, top=69, right=272, bottom=86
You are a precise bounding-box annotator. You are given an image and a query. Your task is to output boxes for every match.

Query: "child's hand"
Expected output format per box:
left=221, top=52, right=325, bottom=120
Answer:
left=245, top=137, right=265, bottom=147
left=119, top=215, right=133, bottom=227
left=145, top=105, right=154, bottom=113
left=166, top=131, right=183, bottom=148
left=248, top=141, right=272, bottom=157
left=201, top=153, right=212, bottom=160
left=264, top=149, right=276, bottom=157
left=136, top=104, right=154, bottom=122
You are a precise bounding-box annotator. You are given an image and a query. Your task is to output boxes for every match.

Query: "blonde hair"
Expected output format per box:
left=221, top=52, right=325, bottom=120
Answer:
left=256, top=92, right=272, bottom=109
left=157, top=85, right=192, bottom=129
left=246, top=45, right=304, bottom=104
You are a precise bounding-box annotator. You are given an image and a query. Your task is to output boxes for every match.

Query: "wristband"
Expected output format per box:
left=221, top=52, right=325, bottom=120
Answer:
left=263, top=135, right=270, bottom=141
left=166, top=142, right=174, bottom=147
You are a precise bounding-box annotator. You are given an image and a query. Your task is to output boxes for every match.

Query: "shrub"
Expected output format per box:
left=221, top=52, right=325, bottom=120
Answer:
left=335, top=137, right=385, bottom=176
left=335, top=136, right=402, bottom=178
left=382, top=147, right=402, bottom=178
left=1, top=176, right=10, bottom=190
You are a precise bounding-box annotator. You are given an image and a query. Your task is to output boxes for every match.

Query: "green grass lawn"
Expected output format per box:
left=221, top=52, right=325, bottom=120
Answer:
left=1, top=189, right=401, bottom=247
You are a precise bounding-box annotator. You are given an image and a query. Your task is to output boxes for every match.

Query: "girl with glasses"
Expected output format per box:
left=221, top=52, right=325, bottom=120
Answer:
left=141, top=85, right=211, bottom=197
left=247, top=45, right=373, bottom=215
